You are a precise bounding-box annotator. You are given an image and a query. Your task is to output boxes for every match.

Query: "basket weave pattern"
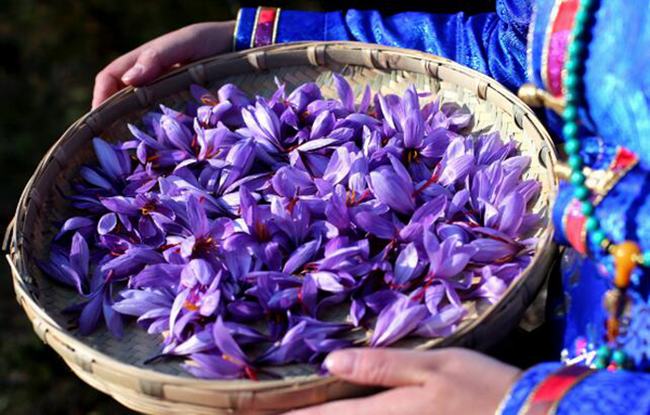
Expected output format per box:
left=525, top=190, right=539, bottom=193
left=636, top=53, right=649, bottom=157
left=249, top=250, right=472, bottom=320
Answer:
left=6, top=42, right=557, bottom=414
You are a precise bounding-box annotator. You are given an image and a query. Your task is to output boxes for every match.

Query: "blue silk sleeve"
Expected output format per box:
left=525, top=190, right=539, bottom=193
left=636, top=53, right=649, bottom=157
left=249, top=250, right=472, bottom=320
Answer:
left=501, top=362, right=650, bottom=414
left=234, top=1, right=532, bottom=91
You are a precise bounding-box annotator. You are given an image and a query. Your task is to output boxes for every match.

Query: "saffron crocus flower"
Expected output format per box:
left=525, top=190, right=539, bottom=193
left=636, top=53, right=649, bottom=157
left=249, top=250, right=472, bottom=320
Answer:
left=185, top=317, right=257, bottom=379
left=112, top=287, right=175, bottom=334
left=258, top=317, right=351, bottom=365
left=167, top=194, right=233, bottom=263
left=368, top=159, right=415, bottom=214
left=241, top=100, right=284, bottom=153
left=92, top=137, right=132, bottom=183
left=39, top=232, right=90, bottom=295
left=370, top=293, right=428, bottom=347
left=54, top=216, right=95, bottom=241
left=415, top=304, right=466, bottom=338
left=419, top=230, right=478, bottom=312
left=43, top=78, right=540, bottom=379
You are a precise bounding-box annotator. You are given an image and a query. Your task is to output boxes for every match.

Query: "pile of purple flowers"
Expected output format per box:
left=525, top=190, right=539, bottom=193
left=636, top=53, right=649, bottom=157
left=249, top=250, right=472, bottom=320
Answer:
left=42, top=75, right=540, bottom=379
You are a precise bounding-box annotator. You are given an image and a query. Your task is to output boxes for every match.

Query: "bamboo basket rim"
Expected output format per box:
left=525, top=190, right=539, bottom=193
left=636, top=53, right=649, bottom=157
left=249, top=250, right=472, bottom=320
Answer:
left=5, top=41, right=558, bottom=407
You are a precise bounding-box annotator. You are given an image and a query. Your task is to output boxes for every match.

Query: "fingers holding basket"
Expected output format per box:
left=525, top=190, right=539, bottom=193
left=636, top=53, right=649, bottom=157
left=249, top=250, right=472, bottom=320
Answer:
left=284, top=387, right=423, bottom=415
left=92, top=21, right=235, bottom=109
left=285, top=348, right=521, bottom=415
left=324, top=348, right=434, bottom=387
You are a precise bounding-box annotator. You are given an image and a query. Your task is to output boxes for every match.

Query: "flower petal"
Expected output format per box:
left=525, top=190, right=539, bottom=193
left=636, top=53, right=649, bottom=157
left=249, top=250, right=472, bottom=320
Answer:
left=393, top=243, right=420, bottom=285
left=370, top=294, right=428, bottom=347
left=369, top=166, right=415, bottom=214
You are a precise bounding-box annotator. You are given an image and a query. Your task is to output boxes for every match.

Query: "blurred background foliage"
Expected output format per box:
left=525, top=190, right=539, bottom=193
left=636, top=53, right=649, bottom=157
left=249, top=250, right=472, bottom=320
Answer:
left=0, top=1, right=508, bottom=414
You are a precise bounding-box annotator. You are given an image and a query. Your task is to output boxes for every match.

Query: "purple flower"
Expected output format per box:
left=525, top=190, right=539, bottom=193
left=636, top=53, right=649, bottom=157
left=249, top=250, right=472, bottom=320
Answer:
left=39, top=232, right=90, bottom=294
left=370, top=293, right=428, bottom=347
left=185, top=317, right=257, bottom=379
left=242, top=100, right=283, bottom=152
left=92, top=138, right=132, bottom=182
left=392, top=242, right=423, bottom=286
left=415, top=304, right=466, bottom=338
left=258, top=317, right=350, bottom=365
left=368, top=158, right=415, bottom=214
left=43, top=77, right=539, bottom=379
left=112, top=288, right=174, bottom=334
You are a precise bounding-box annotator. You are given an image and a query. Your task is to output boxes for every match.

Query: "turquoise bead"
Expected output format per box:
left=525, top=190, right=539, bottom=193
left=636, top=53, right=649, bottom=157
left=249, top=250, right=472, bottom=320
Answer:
left=565, top=58, right=583, bottom=74
left=574, top=186, right=589, bottom=200
left=568, top=40, right=585, bottom=58
left=571, top=171, right=585, bottom=185
left=582, top=201, right=594, bottom=216
left=585, top=217, right=599, bottom=231
left=575, top=9, right=590, bottom=27
left=565, top=89, right=581, bottom=105
left=572, top=25, right=587, bottom=40
left=564, top=73, right=579, bottom=90
left=568, top=154, right=583, bottom=170
left=596, top=345, right=611, bottom=359
left=581, top=0, right=594, bottom=9
left=565, top=138, right=580, bottom=154
left=644, top=251, right=650, bottom=267
left=563, top=123, right=579, bottom=139
left=594, top=356, right=608, bottom=370
left=612, top=349, right=627, bottom=366
left=591, top=230, right=606, bottom=245
left=564, top=105, right=578, bottom=122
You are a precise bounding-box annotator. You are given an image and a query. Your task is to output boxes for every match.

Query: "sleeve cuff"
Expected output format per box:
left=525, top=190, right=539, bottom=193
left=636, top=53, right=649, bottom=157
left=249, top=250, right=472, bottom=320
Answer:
left=233, top=7, right=256, bottom=51
left=498, top=362, right=562, bottom=415
left=234, top=7, right=351, bottom=51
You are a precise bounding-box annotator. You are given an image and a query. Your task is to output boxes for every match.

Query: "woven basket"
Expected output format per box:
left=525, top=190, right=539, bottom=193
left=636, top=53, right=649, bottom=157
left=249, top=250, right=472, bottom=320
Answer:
left=5, top=42, right=558, bottom=415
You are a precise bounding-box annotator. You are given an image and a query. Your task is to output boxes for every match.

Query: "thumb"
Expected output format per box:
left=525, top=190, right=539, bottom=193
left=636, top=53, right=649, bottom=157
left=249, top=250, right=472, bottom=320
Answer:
left=324, top=348, right=433, bottom=387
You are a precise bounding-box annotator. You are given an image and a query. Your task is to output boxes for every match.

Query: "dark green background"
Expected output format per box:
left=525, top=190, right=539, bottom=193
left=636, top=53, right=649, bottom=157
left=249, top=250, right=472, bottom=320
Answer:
left=1, top=2, right=549, bottom=414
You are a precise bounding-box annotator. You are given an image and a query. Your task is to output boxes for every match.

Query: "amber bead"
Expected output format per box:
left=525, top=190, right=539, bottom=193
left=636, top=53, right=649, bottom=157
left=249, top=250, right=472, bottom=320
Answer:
left=607, top=317, right=620, bottom=342
left=603, top=289, right=622, bottom=314
left=613, top=241, right=641, bottom=289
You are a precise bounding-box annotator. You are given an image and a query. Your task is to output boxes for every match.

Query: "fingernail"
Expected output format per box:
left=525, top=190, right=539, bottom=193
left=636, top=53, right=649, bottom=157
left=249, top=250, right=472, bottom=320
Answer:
left=121, top=64, right=144, bottom=82
left=325, top=351, right=354, bottom=375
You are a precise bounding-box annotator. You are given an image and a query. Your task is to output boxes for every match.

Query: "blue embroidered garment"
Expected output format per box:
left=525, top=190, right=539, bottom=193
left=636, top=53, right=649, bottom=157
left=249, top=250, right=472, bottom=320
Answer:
left=235, top=4, right=531, bottom=91
left=236, top=1, right=650, bottom=413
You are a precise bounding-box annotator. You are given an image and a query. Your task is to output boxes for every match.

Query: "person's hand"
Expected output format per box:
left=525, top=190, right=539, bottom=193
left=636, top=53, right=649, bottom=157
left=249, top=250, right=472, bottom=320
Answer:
left=284, top=348, right=520, bottom=415
left=92, top=20, right=236, bottom=109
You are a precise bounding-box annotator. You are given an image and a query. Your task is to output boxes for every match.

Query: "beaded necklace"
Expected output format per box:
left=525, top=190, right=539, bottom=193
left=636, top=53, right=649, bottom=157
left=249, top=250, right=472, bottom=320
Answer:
left=563, top=0, right=644, bottom=370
